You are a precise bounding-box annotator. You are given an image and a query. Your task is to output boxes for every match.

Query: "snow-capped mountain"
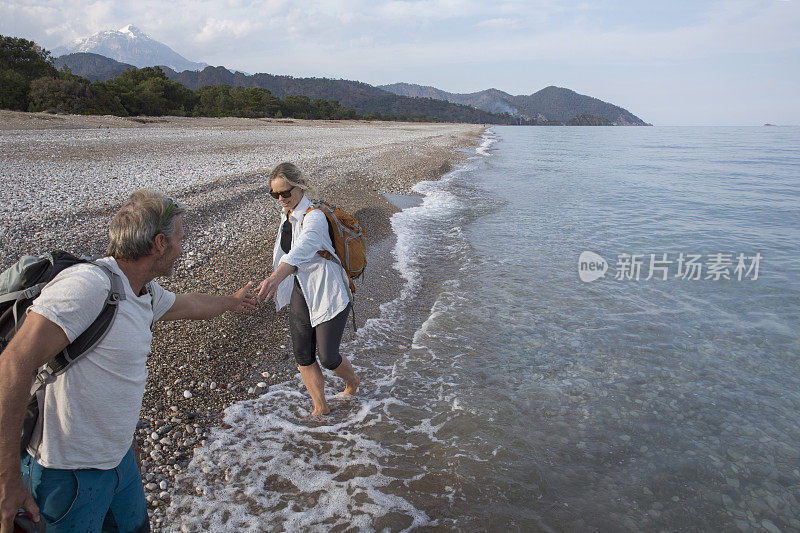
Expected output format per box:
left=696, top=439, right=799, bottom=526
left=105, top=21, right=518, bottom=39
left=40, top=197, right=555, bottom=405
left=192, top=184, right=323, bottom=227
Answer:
left=52, top=24, right=207, bottom=72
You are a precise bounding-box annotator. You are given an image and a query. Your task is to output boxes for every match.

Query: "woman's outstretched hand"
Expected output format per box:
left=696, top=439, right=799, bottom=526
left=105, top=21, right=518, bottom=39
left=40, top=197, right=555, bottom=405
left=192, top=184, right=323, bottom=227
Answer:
left=257, top=276, right=280, bottom=302
left=257, top=262, right=297, bottom=302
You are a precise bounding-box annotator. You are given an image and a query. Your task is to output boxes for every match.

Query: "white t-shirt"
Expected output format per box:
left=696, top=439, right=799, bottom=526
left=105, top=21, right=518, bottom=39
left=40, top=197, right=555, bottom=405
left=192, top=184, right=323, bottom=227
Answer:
left=27, top=256, right=175, bottom=469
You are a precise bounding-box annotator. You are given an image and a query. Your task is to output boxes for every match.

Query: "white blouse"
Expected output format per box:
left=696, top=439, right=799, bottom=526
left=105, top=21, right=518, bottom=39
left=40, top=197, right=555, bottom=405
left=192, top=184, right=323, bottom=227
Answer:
left=272, top=194, right=350, bottom=327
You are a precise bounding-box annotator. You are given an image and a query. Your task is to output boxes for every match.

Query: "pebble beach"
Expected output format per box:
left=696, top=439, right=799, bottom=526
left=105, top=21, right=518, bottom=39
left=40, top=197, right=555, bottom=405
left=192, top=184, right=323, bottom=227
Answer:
left=0, top=110, right=484, bottom=529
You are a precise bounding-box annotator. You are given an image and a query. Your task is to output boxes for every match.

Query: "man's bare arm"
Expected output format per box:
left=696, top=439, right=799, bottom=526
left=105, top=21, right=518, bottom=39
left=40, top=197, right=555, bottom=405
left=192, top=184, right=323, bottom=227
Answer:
left=0, top=313, right=70, bottom=532
left=158, top=281, right=256, bottom=322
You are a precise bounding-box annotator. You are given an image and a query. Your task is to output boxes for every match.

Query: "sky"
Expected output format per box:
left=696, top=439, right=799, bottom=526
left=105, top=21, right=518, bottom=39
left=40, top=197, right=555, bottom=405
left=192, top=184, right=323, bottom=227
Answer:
left=2, top=0, right=799, bottom=125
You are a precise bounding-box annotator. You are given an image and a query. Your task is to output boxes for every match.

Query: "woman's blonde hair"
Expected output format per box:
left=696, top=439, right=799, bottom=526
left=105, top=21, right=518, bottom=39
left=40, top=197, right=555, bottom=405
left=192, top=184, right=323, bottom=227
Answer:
left=269, top=162, right=317, bottom=198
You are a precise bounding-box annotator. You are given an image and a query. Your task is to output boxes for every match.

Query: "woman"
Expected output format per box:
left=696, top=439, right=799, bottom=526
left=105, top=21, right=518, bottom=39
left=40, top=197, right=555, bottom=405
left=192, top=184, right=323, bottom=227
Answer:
left=257, top=162, right=360, bottom=416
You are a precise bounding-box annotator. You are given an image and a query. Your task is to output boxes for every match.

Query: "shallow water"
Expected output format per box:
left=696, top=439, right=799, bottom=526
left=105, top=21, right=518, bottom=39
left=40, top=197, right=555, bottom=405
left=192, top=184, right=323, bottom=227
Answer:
left=171, top=126, right=800, bottom=532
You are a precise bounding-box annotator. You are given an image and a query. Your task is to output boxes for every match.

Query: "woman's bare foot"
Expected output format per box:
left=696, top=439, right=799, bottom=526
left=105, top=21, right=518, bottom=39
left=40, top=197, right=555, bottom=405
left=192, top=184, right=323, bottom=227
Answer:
left=307, top=406, right=331, bottom=417
left=333, top=356, right=360, bottom=398
left=298, top=363, right=330, bottom=416
left=336, top=374, right=360, bottom=398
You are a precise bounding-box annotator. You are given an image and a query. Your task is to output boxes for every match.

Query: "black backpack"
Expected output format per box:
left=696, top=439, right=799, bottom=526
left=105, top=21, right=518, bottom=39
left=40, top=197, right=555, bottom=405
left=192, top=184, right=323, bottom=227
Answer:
left=0, top=251, right=126, bottom=456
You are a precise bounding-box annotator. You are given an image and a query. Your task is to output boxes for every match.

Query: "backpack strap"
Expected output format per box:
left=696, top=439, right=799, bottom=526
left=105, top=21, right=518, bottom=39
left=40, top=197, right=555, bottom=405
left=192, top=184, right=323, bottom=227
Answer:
left=1, top=282, right=49, bottom=341
left=29, top=262, right=125, bottom=395
left=0, top=284, right=48, bottom=305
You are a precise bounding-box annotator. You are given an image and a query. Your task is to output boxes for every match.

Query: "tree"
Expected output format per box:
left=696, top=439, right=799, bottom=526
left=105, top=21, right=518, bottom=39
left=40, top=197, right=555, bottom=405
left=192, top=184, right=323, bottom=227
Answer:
left=103, top=66, right=191, bottom=116
left=0, top=35, right=57, bottom=80
left=0, top=69, right=28, bottom=110
left=0, top=34, right=58, bottom=110
left=28, top=70, right=128, bottom=115
left=28, top=77, right=93, bottom=113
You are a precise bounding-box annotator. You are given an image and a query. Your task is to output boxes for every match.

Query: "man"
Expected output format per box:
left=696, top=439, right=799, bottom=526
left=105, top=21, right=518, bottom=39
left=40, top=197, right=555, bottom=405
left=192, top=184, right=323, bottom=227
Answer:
left=0, top=190, right=255, bottom=532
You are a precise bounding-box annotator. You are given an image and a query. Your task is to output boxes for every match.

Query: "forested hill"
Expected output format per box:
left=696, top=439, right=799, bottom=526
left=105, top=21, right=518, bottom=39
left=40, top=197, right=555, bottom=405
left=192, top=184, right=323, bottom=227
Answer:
left=53, top=53, right=522, bottom=124
left=54, top=52, right=134, bottom=81
left=380, top=83, right=650, bottom=126
left=161, top=66, right=521, bottom=124
left=52, top=52, right=649, bottom=125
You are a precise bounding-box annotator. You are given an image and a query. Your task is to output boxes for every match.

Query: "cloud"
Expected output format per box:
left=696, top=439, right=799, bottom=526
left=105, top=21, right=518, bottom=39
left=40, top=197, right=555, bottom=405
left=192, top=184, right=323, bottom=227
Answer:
left=4, top=0, right=790, bottom=66
left=195, top=17, right=262, bottom=43
left=376, top=0, right=480, bottom=21
left=475, top=18, right=519, bottom=30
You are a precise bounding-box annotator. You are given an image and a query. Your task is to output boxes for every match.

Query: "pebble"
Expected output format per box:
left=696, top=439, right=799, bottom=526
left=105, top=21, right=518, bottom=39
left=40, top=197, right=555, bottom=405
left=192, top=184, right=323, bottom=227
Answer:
left=183, top=390, right=193, bottom=399
left=722, top=494, right=734, bottom=508
left=210, top=382, right=217, bottom=390
left=160, top=481, right=168, bottom=490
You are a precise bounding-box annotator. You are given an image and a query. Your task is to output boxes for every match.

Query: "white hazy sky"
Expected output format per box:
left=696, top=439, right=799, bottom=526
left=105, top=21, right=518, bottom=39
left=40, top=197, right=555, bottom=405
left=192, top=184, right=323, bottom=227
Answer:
left=2, top=0, right=799, bottom=125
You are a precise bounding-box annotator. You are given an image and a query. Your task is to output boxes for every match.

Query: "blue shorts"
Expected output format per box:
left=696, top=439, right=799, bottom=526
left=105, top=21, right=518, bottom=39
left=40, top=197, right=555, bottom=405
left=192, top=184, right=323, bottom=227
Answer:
left=21, top=447, right=149, bottom=532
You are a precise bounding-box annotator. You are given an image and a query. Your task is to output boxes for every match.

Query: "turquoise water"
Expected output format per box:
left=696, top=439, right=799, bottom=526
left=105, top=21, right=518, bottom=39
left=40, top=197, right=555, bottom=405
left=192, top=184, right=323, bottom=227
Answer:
left=172, top=126, right=800, bottom=532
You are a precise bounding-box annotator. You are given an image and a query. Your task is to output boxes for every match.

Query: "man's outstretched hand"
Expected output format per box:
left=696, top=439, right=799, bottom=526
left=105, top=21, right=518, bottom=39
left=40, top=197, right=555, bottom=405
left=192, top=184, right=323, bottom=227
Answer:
left=231, top=281, right=257, bottom=312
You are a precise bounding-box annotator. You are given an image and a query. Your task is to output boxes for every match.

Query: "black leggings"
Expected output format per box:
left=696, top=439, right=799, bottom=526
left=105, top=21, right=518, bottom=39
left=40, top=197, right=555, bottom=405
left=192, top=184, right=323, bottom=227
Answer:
left=289, top=277, right=351, bottom=370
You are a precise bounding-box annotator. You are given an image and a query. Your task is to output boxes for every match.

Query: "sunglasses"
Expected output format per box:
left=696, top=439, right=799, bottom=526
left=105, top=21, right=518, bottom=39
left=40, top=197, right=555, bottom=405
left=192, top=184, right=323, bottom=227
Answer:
left=153, top=198, right=176, bottom=239
left=269, top=186, right=296, bottom=199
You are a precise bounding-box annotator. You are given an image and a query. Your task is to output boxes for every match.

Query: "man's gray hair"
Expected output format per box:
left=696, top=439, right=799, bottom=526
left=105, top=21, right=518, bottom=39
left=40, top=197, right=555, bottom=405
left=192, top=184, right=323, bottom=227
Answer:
left=107, top=190, right=186, bottom=260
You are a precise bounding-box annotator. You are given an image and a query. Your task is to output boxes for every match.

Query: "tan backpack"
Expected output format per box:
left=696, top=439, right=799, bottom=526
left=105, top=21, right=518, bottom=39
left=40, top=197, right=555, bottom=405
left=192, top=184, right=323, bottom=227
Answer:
left=305, top=200, right=366, bottom=294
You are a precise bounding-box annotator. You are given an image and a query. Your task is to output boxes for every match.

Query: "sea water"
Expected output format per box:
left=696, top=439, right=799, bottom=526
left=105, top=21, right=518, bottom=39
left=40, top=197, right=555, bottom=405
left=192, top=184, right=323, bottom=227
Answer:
left=170, top=126, right=800, bottom=531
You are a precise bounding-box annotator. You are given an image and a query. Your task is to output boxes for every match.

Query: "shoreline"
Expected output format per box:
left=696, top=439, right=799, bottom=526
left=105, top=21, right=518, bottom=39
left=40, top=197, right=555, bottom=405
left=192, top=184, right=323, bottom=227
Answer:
left=0, top=111, right=485, bottom=528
